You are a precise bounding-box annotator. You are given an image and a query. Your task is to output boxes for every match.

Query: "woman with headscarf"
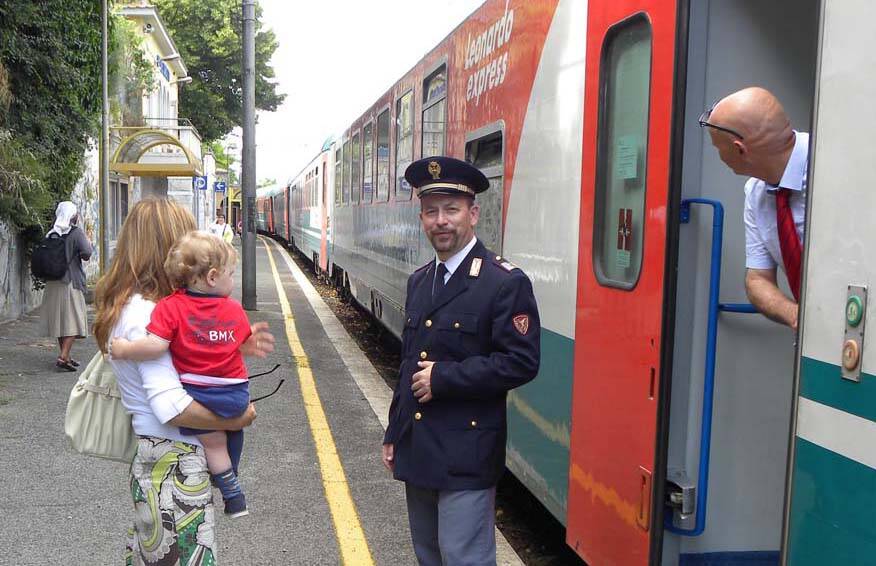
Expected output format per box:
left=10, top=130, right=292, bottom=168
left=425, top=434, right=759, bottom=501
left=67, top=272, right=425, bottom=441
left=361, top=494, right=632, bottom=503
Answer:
left=41, top=201, right=93, bottom=371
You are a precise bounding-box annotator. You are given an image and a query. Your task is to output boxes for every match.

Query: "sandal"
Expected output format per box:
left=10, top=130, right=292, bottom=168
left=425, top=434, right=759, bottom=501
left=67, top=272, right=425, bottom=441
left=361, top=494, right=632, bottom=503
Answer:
left=56, top=358, right=77, bottom=372
left=69, top=358, right=80, bottom=368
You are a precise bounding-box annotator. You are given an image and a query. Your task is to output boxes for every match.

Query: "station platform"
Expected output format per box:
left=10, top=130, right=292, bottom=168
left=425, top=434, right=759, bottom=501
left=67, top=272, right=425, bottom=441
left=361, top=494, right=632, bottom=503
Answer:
left=0, top=237, right=523, bottom=565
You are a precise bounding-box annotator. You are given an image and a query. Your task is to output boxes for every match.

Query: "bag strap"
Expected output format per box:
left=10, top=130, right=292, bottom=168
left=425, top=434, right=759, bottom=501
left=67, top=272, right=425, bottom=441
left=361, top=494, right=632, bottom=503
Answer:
left=76, top=381, right=122, bottom=399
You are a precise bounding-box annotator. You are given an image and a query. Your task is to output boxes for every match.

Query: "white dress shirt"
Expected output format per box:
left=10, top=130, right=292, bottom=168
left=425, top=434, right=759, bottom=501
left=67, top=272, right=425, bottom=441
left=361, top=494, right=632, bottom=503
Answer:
left=744, top=131, right=809, bottom=271
left=435, top=236, right=478, bottom=285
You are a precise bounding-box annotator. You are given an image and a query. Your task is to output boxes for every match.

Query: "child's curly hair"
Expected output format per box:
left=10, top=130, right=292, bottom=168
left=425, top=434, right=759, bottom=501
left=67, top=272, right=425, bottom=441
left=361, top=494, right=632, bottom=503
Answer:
left=164, top=230, right=238, bottom=288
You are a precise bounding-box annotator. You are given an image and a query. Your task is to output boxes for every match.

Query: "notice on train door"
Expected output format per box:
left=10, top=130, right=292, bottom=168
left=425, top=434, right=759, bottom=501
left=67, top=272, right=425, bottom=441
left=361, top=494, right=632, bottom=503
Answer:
left=616, top=135, right=639, bottom=180
left=616, top=208, right=632, bottom=269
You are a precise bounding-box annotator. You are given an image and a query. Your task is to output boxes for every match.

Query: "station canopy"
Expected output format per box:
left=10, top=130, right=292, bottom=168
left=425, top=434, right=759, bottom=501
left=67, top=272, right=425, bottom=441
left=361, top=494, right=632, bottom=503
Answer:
left=110, top=128, right=202, bottom=177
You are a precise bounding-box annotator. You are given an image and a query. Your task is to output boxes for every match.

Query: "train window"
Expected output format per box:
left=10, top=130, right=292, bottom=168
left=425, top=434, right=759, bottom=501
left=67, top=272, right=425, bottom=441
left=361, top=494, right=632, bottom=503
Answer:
left=351, top=131, right=361, bottom=204
left=592, top=16, right=652, bottom=290
left=342, top=139, right=351, bottom=205
left=334, top=147, right=341, bottom=206
left=363, top=121, right=374, bottom=203
left=465, top=123, right=504, bottom=254
left=376, top=109, right=391, bottom=202
left=395, top=90, right=414, bottom=200
left=422, top=65, right=447, bottom=157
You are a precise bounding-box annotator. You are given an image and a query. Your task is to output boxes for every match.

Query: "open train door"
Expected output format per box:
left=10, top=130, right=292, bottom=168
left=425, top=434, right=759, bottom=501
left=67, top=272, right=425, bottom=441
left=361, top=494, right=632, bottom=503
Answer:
left=567, top=0, right=685, bottom=564
left=784, top=1, right=876, bottom=563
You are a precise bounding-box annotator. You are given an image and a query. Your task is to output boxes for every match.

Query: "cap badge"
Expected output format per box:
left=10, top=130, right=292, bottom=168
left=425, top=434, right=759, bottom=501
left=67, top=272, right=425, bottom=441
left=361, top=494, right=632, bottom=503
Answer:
left=428, top=161, right=442, bottom=180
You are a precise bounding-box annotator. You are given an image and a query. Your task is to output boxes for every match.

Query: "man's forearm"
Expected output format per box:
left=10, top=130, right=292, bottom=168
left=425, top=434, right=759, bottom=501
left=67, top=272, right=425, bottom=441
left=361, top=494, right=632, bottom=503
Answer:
left=746, top=271, right=797, bottom=328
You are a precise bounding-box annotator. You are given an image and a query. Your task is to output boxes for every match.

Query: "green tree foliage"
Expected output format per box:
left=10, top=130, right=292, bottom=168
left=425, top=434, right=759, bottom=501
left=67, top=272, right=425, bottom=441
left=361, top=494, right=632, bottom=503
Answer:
left=152, top=0, right=285, bottom=142
left=0, top=2, right=148, bottom=233
left=0, top=1, right=103, bottom=230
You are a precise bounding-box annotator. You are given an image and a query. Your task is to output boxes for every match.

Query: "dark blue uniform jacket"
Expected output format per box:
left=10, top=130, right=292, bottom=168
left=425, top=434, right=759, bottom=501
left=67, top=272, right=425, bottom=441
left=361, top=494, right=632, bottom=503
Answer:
left=384, top=239, right=540, bottom=491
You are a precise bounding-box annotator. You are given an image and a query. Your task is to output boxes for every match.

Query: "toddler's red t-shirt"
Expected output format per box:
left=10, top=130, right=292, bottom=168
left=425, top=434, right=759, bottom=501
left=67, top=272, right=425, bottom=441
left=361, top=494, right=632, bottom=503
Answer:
left=147, top=289, right=252, bottom=384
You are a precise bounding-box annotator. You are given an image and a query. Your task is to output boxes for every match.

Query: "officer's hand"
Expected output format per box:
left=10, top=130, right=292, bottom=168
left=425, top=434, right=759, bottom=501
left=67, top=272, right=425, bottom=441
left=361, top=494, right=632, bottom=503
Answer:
left=382, top=443, right=395, bottom=472
left=412, top=361, right=435, bottom=403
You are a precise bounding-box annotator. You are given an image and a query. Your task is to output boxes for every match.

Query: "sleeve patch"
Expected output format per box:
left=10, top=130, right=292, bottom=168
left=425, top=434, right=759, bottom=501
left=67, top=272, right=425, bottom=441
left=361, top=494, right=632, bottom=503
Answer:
left=513, top=314, right=530, bottom=335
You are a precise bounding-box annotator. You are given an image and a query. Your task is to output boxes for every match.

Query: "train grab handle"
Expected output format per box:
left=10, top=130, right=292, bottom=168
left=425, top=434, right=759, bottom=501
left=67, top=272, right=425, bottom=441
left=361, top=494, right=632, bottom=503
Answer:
left=666, top=199, right=756, bottom=537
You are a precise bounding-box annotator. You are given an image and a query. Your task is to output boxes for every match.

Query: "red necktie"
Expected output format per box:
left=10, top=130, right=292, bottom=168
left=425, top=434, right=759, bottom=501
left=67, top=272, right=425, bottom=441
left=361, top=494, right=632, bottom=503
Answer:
left=775, top=188, right=801, bottom=301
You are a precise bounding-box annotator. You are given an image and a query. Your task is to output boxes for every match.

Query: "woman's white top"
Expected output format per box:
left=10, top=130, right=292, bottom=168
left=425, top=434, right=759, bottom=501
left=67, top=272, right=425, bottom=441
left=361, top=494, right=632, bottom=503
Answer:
left=108, top=293, right=200, bottom=445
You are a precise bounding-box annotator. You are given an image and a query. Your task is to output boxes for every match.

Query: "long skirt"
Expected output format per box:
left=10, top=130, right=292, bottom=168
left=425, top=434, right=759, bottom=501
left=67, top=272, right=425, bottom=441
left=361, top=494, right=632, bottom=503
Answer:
left=41, top=280, right=88, bottom=338
left=126, top=437, right=216, bottom=566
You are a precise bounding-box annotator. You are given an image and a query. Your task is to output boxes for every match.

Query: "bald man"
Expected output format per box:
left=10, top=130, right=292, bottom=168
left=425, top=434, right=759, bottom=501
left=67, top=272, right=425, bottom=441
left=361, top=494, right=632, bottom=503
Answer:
left=700, top=87, right=808, bottom=330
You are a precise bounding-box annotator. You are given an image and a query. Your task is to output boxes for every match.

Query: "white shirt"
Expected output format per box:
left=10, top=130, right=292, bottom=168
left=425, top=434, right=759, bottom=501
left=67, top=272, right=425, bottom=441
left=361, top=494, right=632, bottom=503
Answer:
left=435, top=236, right=478, bottom=285
left=744, top=131, right=809, bottom=271
left=208, top=222, right=232, bottom=239
left=108, top=294, right=199, bottom=444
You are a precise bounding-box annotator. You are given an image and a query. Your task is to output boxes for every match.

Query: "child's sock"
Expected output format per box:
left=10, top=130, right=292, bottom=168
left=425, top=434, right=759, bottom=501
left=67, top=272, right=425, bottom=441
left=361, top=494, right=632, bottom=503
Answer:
left=211, top=468, right=243, bottom=502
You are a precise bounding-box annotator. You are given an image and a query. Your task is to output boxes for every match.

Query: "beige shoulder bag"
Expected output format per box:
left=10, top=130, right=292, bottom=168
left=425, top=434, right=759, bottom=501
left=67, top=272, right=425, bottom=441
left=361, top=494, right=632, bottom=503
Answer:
left=64, top=351, right=137, bottom=463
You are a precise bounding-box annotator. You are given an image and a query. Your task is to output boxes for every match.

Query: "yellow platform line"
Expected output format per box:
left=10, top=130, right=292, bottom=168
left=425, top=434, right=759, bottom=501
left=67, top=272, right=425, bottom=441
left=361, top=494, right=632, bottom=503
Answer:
left=262, top=238, right=375, bottom=566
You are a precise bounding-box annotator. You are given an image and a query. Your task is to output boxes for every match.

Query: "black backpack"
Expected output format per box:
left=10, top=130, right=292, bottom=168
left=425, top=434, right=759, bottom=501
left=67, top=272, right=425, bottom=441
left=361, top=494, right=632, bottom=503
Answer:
left=31, top=231, right=70, bottom=280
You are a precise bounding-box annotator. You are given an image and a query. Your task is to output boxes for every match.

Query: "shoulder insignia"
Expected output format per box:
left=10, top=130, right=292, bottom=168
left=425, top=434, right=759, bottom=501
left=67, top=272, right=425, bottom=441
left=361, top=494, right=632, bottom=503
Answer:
left=500, top=261, right=518, bottom=272
left=469, top=257, right=483, bottom=277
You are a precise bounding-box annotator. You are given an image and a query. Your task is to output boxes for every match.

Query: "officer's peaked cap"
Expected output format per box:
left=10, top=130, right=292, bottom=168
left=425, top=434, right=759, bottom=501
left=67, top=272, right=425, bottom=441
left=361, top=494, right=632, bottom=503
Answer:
left=405, top=156, right=490, bottom=198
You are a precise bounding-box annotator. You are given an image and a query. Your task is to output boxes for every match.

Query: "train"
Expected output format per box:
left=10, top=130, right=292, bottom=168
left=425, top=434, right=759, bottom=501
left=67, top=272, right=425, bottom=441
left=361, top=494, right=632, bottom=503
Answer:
left=257, top=1, right=874, bottom=564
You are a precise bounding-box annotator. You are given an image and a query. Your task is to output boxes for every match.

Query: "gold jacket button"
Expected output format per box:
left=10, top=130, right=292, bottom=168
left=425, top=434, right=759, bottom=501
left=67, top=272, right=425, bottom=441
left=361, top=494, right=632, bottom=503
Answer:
left=470, top=420, right=477, bottom=427
left=425, top=319, right=433, bottom=328
left=453, top=322, right=460, bottom=329
left=420, top=351, right=428, bottom=360
left=415, top=412, right=422, bottom=420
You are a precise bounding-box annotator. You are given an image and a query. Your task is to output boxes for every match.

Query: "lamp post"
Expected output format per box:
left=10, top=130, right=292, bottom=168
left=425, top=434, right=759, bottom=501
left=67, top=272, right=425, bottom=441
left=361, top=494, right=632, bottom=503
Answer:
left=241, top=0, right=257, bottom=310
left=99, top=0, right=110, bottom=273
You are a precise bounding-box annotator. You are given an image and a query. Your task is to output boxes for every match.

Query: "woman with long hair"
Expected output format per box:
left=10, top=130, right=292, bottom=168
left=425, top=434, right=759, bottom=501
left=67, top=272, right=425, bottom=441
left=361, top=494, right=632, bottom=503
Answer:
left=93, top=198, right=273, bottom=565
left=41, top=201, right=93, bottom=371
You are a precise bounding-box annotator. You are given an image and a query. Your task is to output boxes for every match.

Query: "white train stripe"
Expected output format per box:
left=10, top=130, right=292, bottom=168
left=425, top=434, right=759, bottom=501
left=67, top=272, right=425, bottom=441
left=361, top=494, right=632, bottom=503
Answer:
left=797, top=396, right=876, bottom=470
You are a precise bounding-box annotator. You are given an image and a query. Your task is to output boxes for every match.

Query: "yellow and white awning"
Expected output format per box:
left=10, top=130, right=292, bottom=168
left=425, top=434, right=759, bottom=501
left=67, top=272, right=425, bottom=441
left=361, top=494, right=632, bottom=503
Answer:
left=110, top=128, right=202, bottom=177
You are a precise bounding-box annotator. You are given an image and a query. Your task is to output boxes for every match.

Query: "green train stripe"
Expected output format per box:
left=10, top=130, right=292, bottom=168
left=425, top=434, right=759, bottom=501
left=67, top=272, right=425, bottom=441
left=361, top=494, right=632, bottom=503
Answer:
left=507, top=328, right=574, bottom=523
left=788, top=437, right=876, bottom=565
left=800, top=356, right=876, bottom=422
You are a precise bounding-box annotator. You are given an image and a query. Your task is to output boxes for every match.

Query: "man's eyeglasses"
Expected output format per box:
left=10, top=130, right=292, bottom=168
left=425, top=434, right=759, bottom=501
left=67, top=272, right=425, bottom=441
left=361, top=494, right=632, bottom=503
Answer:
left=698, top=103, right=745, bottom=140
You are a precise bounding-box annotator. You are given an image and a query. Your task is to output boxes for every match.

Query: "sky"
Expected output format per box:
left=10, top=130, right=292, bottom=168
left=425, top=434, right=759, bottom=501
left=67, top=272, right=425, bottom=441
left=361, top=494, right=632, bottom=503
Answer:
left=243, top=0, right=486, bottom=186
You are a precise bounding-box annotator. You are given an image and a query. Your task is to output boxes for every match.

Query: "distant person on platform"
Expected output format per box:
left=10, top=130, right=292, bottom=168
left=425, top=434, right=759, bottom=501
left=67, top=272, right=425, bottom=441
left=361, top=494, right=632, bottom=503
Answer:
left=208, top=214, right=234, bottom=244
left=381, top=156, right=541, bottom=566
left=700, top=87, right=808, bottom=329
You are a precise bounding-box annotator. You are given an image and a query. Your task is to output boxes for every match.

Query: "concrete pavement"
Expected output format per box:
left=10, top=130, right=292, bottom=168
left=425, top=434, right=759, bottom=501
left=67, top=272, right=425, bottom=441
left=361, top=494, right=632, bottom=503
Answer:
left=0, top=241, right=413, bottom=565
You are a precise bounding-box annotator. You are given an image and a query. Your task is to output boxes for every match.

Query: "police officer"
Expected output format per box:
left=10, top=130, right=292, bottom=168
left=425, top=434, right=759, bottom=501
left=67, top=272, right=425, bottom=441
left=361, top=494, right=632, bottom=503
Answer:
left=381, top=156, right=541, bottom=565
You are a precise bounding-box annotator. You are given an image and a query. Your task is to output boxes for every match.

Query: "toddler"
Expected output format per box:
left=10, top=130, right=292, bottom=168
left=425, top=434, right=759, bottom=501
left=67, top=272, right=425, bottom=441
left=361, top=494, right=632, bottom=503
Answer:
left=112, top=230, right=252, bottom=517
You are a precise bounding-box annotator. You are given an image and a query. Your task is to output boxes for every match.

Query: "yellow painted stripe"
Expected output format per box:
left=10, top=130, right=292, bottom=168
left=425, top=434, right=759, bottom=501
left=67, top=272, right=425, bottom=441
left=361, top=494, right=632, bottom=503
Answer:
left=262, top=237, right=375, bottom=566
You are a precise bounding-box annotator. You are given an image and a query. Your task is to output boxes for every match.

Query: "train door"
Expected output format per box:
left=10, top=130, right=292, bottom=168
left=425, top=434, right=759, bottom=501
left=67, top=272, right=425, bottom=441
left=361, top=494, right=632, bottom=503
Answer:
left=320, top=154, right=329, bottom=273
left=566, top=1, right=682, bottom=564
left=662, top=1, right=817, bottom=564
left=785, top=1, right=876, bottom=563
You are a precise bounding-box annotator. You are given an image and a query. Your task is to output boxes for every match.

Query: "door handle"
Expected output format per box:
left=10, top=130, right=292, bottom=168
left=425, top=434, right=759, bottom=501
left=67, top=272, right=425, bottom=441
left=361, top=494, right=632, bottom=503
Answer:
left=666, top=199, right=756, bottom=536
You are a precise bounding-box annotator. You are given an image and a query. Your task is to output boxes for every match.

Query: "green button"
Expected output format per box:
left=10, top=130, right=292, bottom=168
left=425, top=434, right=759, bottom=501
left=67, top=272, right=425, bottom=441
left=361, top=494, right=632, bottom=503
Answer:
left=846, top=295, right=864, bottom=327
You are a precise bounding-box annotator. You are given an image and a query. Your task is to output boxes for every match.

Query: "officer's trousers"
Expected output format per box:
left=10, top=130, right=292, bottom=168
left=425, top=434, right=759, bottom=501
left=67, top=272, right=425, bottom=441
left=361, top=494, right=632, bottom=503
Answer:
left=405, top=483, right=497, bottom=566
